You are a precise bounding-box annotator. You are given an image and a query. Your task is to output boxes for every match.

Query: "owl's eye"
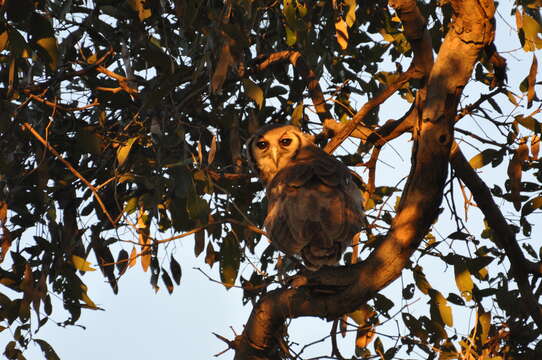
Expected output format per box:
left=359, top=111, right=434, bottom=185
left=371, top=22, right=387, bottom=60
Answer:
left=256, top=141, right=269, bottom=150
left=280, top=138, right=292, bottom=146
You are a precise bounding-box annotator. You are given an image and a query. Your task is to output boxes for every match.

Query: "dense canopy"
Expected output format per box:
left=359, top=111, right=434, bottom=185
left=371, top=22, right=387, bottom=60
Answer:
left=0, top=0, right=541, bottom=359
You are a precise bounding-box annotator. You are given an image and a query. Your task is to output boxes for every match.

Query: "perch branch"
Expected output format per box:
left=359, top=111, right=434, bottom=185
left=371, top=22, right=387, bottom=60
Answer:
left=235, top=0, right=493, bottom=358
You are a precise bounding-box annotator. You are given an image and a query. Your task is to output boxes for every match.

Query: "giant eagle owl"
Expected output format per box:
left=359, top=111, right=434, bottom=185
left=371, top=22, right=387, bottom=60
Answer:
left=247, top=124, right=364, bottom=270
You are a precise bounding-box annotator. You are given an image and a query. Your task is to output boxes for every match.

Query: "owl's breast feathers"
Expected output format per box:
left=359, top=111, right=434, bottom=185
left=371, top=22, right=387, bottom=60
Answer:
left=264, top=146, right=364, bottom=270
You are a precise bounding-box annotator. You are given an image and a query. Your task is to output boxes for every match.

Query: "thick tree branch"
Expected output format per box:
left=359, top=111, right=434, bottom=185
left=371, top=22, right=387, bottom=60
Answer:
left=323, top=0, right=434, bottom=154
left=235, top=1, right=494, bottom=359
left=450, top=144, right=542, bottom=328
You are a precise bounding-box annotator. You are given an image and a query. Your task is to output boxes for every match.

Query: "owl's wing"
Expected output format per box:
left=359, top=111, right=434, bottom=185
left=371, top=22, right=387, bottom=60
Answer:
left=264, top=147, right=364, bottom=269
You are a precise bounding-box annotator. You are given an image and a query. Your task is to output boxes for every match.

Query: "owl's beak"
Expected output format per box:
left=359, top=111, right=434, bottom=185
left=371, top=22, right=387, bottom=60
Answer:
left=270, top=147, right=280, bottom=167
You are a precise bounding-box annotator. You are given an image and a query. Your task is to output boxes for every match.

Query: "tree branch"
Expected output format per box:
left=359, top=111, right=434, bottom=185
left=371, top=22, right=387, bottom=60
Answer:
left=252, top=51, right=333, bottom=125
left=234, top=0, right=494, bottom=358
left=449, top=144, right=542, bottom=328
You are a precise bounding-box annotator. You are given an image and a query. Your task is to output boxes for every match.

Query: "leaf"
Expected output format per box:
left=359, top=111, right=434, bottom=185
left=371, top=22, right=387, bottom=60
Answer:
left=211, top=42, right=234, bottom=93
left=447, top=231, right=470, bottom=240
left=373, top=337, right=384, bottom=355
left=34, top=339, right=60, bottom=360
left=477, top=311, right=491, bottom=344
left=345, top=0, right=357, bottom=27
left=527, top=55, right=538, bottom=108
left=128, top=246, right=137, bottom=268
left=205, top=241, right=218, bottom=268
left=335, top=18, right=349, bottom=50
left=508, top=139, right=529, bottom=211
left=207, top=135, right=217, bottom=165
left=355, top=326, right=376, bottom=348
left=521, top=12, right=542, bottom=51
left=116, top=249, right=129, bottom=275
left=170, top=255, right=182, bottom=285
left=487, top=97, right=502, bottom=114
left=447, top=293, right=465, bottom=306
left=71, top=255, right=96, bottom=272
left=506, top=90, right=519, bottom=106
left=515, top=115, right=542, bottom=133
left=348, top=305, right=375, bottom=325
left=161, top=268, right=174, bottom=294
left=194, top=230, right=205, bottom=257
left=0, top=31, right=8, bottom=53
left=242, top=78, right=264, bottom=109
left=140, top=248, right=151, bottom=272
left=430, top=289, right=453, bottom=327
left=219, top=232, right=240, bottom=289
left=454, top=262, right=474, bottom=301
left=80, top=284, right=97, bottom=309
left=129, top=0, right=152, bottom=21
left=284, top=24, right=297, bottom=46
left=36, top=37, right=59, bottom=71
left=117, top=137, right=137, bottom=167
left=469, top=148, right=499, bottom=169
left=521, top=195, right=542, bottom=217
left=291, top=103, right=304, bottom=127
left=413, top=265, right=431, bottom=295
left=531, top=134, right=540, bottom=160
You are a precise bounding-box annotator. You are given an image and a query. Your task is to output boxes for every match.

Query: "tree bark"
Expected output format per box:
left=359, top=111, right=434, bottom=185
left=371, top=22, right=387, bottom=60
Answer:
left=235, top=1, right=496, bottom=358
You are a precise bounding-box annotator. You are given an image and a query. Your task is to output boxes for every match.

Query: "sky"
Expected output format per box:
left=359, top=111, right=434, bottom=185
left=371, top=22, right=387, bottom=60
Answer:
left=3, top=2, right=540, bottom=360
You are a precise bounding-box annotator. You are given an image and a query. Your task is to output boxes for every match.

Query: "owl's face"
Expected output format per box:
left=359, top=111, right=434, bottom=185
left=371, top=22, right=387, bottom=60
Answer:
left=247, top=125, right=313, bottom=184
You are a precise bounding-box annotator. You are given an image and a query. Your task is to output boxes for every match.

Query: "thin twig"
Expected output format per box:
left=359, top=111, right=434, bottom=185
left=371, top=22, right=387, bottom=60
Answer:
left=21, top=122, right=116, bottom=225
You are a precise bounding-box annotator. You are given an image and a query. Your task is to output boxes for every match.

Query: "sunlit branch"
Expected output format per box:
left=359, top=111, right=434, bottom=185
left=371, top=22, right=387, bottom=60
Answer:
left=450, top=143, right=542, bottom=328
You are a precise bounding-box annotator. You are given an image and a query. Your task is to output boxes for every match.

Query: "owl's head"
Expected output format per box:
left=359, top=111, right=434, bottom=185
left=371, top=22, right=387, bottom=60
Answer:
left=247, top=124, right=314, bottom=184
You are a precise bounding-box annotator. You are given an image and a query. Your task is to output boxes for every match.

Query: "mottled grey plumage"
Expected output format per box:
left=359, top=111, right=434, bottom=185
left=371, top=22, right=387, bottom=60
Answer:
left=247, top=124, right=364, bottom=270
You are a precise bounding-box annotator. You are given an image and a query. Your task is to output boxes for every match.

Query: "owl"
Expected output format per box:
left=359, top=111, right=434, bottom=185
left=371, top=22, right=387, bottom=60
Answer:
left=247, top=124, right=364, bottom=270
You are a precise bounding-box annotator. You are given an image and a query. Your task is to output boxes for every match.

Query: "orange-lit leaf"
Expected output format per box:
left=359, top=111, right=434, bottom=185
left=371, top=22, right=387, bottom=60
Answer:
left=208, top=135, right=217, bottom=165
left=531, top=135, right=540, bottom=160
left=356, top=326, right=376, bottom=348
left=211, top=42, right=234, bottom=93
left=454, top=262, right=473, bottom=301
left=242, top=78, right=264, bottom=109
left=129, top=0, right=152, bottom=21
left=0, top=31, right=7, bottom=52
left=80, top=284, right=97, bottom=309
left=161, top=268, right=174, bottom=294
left=413, top=265, right=431, bottom=294
left=128, top=246, right=137, bottom=268
left=527, top=55, right=538, bottom=108
left=117, top=137, right=137, bottom=167
left=508, top=139, right=529, bottom=211
left=469, top=148, right=499, bottom=169
left=71, top=255, right=96, bottom=272
left=335, top=18, right=349, bottom=50
left=36, top=37, right=59, bottom=71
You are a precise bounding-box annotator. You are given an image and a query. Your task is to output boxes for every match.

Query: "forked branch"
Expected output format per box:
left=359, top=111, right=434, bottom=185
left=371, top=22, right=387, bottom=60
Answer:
left=234, top=0, right=495, bottom=359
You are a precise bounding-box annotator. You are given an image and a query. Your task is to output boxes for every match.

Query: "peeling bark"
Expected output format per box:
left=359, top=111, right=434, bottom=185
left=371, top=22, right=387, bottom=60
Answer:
left=234, top=1, right=496, bottom=359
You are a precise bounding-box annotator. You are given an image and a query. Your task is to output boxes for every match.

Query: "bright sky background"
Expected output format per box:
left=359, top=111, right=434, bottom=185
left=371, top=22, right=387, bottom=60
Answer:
left=4, top=2, right=540, bottom=359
